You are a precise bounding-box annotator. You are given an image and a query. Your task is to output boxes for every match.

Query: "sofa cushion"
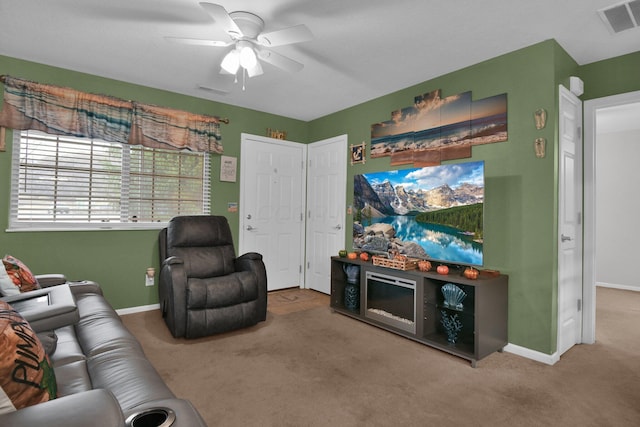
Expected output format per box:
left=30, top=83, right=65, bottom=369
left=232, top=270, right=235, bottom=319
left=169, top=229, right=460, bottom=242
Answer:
left=53, top=360, right=92, bottom=397
left=166, top=215, right=236, bottom=277
left=0, top=300, right=56, bottom=414
left=187, top=271, right=258, bottom=309
left=74, top=293, right=143, bottom=357
left=186, top=300, right=260, bottom=338
left=172, top=245, right=236, bottom=278
left=0, top=264, right=20, bottom=297
left=88, top=349, right=174, bottom=411
left=1, top=255, right=40, bottom=293
left=50, top=326, right=85, bottom=367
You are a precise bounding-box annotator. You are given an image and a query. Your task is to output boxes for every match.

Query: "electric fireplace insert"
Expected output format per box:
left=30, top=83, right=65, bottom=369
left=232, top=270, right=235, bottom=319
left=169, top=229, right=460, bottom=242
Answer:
left=365, top=270, right=416, bottom=334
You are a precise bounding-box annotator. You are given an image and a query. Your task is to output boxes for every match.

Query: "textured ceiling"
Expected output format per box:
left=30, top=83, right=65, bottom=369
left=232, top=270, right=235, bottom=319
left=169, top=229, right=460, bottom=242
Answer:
left=0, top=0, right=638, bottom=121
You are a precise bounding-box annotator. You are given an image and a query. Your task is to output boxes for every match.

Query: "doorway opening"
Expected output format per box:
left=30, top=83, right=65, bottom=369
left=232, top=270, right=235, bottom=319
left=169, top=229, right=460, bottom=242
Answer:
left=583, top=90, right=640, bottom=344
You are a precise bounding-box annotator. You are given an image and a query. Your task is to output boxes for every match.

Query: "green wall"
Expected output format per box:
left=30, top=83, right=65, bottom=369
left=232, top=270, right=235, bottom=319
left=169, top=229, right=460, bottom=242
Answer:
left=579, top=51, right=640, bottom=100
left=0, top=55, right=307, bottom=309
left=0, top=41, right=633, bottom=355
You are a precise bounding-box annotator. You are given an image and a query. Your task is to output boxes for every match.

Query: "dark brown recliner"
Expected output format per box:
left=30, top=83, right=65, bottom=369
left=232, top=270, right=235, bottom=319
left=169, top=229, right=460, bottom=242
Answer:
left=158, top=215, right=267, bottom=338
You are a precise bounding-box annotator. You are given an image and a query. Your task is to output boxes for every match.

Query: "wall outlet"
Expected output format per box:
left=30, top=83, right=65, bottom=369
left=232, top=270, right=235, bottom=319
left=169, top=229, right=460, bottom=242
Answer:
left=145, top=274, right=154, bottom=287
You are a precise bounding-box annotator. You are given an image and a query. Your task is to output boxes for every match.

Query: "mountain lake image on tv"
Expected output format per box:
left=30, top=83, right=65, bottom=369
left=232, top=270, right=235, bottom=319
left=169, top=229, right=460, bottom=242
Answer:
left=353, top=161, right=484, bottom=266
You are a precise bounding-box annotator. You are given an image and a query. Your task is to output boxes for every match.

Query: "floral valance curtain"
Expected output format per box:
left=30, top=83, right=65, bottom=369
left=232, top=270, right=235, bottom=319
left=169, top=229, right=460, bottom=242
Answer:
left=0, top=75, right=224, bottom=153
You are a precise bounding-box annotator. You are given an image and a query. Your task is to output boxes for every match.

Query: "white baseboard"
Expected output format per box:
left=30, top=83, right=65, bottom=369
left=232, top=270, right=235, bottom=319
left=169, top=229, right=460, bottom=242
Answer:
left=503, top=343, right=559, bottom=365
left=596, top=282, right=640, bottom=292
left=116, top=303, right=160, bottom=316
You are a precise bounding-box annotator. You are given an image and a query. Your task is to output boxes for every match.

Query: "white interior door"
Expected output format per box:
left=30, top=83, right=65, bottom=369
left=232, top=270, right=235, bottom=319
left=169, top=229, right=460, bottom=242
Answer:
left=305, top=135, right=347, bottom=294
left=240, top=134, right=306, bottom=291
left=558, top=85, right=584, bottom=356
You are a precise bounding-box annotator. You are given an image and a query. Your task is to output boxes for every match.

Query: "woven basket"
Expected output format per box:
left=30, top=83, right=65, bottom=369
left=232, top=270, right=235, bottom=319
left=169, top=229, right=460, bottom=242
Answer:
left=372, top=256, right=418, bottom=271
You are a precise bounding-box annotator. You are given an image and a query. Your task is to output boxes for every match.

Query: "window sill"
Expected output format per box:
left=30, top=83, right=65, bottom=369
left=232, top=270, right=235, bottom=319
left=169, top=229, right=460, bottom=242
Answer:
left=6, top=223, right=168, bottom=232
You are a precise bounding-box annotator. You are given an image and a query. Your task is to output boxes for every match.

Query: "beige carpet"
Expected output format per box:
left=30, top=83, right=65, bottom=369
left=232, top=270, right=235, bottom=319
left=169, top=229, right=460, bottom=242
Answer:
left=122, top=287, right=640, bottom=426
left=267, top=288, right=329, bottom=315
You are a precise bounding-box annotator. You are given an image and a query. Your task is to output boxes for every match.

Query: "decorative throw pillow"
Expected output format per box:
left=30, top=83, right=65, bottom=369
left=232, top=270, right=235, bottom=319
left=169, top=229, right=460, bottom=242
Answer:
left=36, top=331, right=58, bottom=356
left=2, top=255, right=40, bottom=293
left=0, top=264, right=20, bottom=297
left=0, top=300, right=57, bottom=414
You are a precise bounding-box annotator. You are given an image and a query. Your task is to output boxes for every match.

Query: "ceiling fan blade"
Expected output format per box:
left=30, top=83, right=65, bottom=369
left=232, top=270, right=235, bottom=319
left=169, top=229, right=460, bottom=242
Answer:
left=257, top=24, right=313, bottom=47
left=199, top=2, right=243, bottom=37
left=165, top=36, right=231, bottom=47
left=257, top=48, right=304, bottom=73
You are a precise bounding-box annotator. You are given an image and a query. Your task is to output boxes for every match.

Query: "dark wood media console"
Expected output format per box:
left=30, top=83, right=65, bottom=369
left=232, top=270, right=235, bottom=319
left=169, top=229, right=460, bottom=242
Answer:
left=330, top=257, right=508, bottom=367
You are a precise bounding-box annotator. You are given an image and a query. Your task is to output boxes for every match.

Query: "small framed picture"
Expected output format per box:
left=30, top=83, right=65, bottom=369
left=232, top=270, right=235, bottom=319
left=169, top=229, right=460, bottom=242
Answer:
left=350, top=142, right=366, bottom=165
left=220, top=155, right=237, bottom=182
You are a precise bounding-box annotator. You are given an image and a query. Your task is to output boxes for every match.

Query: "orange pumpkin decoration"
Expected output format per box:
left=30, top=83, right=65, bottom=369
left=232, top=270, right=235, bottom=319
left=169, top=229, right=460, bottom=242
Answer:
left=359, top=252, right=369, bottom=261
left=347, top=252, right=358, bottom=260
left=436, top=265, right=449, bottom=275
left=418, top=260, right=432, bottom=272
left=464, top=267, right=479, bottom=280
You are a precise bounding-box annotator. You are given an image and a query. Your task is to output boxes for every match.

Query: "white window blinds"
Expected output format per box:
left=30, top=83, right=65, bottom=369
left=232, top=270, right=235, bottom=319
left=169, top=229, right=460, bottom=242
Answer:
left=10, top=130, right=210, bottom=229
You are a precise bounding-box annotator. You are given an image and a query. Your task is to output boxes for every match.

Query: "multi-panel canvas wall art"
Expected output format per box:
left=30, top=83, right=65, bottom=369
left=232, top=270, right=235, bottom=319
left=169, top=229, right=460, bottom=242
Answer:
left=370, top=89, right=507, bottom=165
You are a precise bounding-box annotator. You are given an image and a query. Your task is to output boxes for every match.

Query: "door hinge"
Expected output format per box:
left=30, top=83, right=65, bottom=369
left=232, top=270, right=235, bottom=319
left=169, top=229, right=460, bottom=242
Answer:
left=577, top=299, right=582, bottom=312
left=577, top=212, right=582, bottom=225
left=577, top=126, right=582, bottom=140
left=300, top=212, right=303, bottom=221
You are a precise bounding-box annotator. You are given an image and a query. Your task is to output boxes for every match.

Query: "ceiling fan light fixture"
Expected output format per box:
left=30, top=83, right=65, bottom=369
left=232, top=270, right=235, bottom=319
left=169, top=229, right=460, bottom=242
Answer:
left=175, top=3, right=313, bottom=90
left=239, top=44, right=258, bottom=69
left=220, top=49, right=240, bottom=74
left=246, top=60, right=263, bottom=78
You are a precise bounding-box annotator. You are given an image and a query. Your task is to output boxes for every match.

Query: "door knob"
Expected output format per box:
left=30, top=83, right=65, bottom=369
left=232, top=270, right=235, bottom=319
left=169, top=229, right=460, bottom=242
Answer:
left=334, top=224, right=342, bottom=230
left=247, top=225, right=256, bottom=231
left=561, top=234, right=572, bottom=242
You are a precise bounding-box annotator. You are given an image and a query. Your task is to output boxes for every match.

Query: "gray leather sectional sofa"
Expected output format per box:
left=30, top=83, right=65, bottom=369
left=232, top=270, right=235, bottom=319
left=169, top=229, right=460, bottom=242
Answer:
left=0, top=276, right=206, bottom=427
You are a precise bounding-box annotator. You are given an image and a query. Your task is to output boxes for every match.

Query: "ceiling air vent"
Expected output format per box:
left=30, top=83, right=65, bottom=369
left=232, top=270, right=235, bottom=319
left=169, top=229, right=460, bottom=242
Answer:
left=599, top=0, right=640, bottom=33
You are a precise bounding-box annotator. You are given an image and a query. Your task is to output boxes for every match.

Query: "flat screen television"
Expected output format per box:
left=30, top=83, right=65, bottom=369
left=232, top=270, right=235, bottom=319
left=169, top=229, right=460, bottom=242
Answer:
left=353, top=160, right=484, bottom=266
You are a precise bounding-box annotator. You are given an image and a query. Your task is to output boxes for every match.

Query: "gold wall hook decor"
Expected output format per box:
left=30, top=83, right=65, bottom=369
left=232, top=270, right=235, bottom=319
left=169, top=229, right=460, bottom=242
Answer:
left=534, top=137, right=546, bottom=158
left=534, top=108, right=547, bottom=130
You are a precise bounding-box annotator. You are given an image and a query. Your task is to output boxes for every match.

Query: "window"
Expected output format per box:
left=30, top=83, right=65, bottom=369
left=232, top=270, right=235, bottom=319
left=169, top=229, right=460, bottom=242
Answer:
left=10, top=130, right=210, bottom=230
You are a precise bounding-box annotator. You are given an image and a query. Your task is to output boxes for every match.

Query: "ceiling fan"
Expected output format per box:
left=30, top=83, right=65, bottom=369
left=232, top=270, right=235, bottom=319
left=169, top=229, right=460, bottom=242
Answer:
left=166, top=2, right=313, bottom=89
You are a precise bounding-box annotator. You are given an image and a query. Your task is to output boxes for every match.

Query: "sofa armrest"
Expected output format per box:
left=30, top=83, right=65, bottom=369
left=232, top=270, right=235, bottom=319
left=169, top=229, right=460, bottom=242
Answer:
left=159, top=256, right=188, bottom=337
left=235, top=252, right=267, bottom=321
left=0, top=389, right=125, bottom=427
left=67, top=280, right=103, bottom=296
left=1, top=284, right=78, bottom=332
left=34, top=274, right=68, bottom=288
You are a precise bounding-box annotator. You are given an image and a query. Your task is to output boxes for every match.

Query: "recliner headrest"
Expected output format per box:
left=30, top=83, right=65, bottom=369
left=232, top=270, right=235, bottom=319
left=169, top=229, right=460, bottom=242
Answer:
left=167, top=215, right=234, bottom=249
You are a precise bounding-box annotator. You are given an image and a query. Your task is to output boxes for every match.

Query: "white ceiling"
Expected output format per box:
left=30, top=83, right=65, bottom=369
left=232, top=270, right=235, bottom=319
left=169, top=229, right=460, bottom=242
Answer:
left=0, top=0, right=638, bottom=121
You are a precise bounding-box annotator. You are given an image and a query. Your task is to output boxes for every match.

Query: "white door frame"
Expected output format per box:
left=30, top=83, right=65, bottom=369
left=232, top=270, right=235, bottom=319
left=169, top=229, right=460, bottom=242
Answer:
left=583, top=89, right=640, bottom=344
